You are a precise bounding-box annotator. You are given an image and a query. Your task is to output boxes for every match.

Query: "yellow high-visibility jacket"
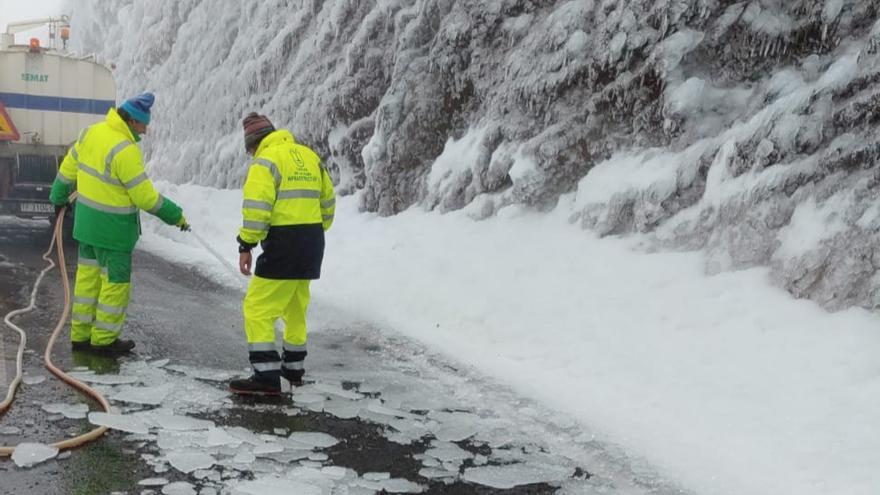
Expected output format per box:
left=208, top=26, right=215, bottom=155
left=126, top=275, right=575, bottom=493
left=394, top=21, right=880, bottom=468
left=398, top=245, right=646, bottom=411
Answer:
left=239, top=129, right=335, bottom=279
left=49, top=108, right=182, bottom=252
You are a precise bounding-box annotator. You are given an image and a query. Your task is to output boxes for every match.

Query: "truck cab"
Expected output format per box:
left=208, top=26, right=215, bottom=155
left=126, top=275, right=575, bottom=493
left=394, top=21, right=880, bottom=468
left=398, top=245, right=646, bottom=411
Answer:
left=0, top=20, right=116, bottom=219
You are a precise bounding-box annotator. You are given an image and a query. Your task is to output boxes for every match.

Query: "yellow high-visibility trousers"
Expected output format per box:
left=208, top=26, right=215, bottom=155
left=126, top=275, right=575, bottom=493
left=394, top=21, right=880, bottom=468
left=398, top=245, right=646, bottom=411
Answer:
left=243, top=276, right=310, bottom=382
left=71, top=243, right=131, bottom=346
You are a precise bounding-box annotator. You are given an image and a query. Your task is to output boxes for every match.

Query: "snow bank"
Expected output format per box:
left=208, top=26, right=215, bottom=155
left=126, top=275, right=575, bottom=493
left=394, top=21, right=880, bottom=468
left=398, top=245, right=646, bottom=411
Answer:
left=138, top=185, right=880, bottom=495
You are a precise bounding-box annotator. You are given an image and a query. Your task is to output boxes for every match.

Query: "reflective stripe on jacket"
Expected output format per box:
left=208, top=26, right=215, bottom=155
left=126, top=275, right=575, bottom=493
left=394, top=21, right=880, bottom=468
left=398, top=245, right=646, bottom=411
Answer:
left=49, top=109, right=183, bottom=252
left=240, top=129, right=335, bottom=279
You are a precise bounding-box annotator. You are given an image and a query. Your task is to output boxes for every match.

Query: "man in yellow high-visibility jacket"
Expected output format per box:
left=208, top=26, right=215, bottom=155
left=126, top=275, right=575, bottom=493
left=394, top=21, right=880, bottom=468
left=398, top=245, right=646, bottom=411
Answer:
left=229, top=113, right=335, bottom=395
left=49, top=92, right=189, bottom=355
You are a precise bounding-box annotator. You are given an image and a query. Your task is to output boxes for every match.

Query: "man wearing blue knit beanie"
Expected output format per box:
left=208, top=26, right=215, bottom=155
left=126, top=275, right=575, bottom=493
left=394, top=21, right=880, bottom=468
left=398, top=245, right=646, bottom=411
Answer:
left=118, top=92, right=154, bottom=139
left=49, top=91, right=190, bottom=355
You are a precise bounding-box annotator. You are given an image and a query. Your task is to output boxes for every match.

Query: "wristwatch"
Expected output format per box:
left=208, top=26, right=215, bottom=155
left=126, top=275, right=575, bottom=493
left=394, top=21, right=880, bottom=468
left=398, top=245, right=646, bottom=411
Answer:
left=236, top=235, right=257, bottom=253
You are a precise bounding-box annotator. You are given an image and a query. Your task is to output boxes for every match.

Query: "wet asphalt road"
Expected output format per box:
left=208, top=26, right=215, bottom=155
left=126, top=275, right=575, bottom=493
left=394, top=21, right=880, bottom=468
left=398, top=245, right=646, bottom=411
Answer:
left=0, top=220, right=574, bottom=495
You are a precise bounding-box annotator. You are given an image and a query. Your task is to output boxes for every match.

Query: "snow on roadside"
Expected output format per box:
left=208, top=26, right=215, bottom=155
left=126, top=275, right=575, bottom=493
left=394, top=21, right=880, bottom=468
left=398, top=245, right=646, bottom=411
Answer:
left=139, top=182, right=880, bottom=495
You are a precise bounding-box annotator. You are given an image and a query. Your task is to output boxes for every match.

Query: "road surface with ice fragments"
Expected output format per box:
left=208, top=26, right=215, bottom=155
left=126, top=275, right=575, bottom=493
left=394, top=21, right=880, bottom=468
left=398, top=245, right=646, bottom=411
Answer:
left=0, top=219, right=685, bottom=494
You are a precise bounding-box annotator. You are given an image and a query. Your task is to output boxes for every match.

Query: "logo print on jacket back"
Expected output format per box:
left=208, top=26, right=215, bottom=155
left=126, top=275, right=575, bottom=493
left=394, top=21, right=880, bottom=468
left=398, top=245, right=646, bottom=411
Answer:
left=288, top=148, right=317, bottom=182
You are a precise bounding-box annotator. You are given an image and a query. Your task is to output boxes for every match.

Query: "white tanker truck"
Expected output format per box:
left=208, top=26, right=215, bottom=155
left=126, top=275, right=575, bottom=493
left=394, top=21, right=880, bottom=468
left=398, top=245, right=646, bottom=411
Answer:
left=0, top=16, right=116, bottom=218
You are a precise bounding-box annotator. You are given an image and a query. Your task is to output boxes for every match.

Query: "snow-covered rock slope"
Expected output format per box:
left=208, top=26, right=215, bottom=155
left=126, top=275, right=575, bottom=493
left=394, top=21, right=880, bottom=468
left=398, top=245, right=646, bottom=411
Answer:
left=68, top=0, right=880, bottom=310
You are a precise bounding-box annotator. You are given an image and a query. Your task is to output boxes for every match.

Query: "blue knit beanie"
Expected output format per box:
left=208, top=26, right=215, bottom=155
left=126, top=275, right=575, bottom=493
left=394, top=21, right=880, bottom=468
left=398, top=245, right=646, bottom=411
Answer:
left=119, top=92, right=155, bottom=125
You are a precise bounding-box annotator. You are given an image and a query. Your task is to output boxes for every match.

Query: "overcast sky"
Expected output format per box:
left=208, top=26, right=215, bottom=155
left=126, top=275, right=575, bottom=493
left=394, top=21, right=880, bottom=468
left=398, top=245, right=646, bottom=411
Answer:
left=0, top=0, right=65, bottom=46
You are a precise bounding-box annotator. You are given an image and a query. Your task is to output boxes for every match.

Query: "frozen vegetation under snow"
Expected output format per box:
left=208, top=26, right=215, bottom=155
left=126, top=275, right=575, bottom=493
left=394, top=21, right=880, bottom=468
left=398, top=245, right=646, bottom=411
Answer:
left=66, top=0, right=880, bottom=309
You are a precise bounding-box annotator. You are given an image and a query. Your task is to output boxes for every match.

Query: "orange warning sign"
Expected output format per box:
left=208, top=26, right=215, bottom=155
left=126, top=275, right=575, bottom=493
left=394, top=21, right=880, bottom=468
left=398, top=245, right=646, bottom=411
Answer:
left=0, top=101, right=20, bottom=141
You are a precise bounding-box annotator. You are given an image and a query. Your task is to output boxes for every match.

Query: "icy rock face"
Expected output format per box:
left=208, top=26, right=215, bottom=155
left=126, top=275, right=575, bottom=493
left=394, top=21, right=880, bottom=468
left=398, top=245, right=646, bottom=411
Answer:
left=69, top=0, right=880, bottom=309
left=66, top=0, right=602, bottom=214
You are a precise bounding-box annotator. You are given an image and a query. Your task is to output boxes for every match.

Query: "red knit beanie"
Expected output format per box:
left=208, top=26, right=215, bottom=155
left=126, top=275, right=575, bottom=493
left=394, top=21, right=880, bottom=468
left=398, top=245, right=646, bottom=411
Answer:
left=242, top=112, right=275, bottom=151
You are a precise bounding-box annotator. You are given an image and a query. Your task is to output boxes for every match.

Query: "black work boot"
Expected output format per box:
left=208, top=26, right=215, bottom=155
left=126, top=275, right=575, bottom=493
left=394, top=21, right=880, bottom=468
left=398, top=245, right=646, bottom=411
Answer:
left=282, top=372, right=304, bottom=388
left=282, top=348, right=306, bottom=388
left=71, top=340, right=91, bottom=352
left=229, top=375, right=282, bottom=396
left=90, top=339, right=136, bottom=356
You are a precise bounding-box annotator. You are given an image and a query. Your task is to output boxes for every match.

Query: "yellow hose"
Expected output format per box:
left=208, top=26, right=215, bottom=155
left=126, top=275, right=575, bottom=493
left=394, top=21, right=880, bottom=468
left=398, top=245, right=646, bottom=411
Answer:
left=0, top=196, right=111, bottom=456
